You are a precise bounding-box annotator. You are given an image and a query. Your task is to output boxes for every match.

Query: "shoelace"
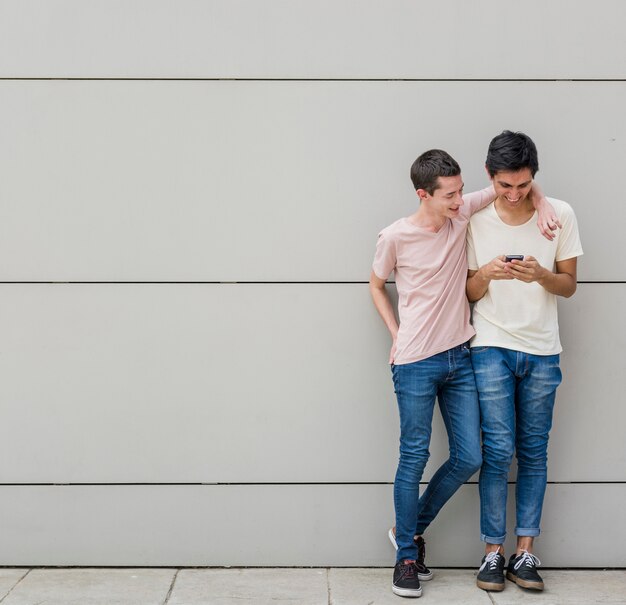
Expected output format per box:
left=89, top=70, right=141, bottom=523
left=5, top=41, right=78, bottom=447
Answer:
left=513, top=550, right=541, bottom=570
left=399, top=560, right=418, bottom=580
left=479, top=550, right=503, bottom=571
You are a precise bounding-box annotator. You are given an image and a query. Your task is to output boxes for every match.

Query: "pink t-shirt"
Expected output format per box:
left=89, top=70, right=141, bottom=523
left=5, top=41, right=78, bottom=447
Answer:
left=372, top=188, right=494, bottom=365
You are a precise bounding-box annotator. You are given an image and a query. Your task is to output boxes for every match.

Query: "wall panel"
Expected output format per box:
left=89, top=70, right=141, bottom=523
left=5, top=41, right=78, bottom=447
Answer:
left=0, top=81, right=623, bottom=281
left=0, top=1, right=624, bottom=79
left=0, top=283, right=621, bottom=483
left=0, top=483, right=622, bottom=567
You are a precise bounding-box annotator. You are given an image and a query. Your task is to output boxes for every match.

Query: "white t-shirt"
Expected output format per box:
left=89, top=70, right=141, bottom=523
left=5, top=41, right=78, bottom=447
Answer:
left=466, top=198, right=583, bottom=355
left=373, top=187, right=494, bottom=365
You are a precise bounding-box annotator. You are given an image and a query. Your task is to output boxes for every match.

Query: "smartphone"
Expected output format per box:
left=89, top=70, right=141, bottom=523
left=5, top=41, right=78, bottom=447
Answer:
left=505, top=255, right=524, bottom=262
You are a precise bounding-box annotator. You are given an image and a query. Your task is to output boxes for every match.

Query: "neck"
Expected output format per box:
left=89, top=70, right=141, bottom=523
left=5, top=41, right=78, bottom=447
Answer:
left=494, top=196, right=534, bottom=224
left=409, top=205, right=447, bottom=232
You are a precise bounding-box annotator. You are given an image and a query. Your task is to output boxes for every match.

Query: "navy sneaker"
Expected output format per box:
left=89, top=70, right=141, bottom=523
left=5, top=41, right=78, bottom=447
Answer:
left=388, top=528, right=433, bottom=581
left=476, top=550, right=506, bottom=591
left=392, top=559, right=422, bottom=598
left=506, top=550, right=544, bottom=590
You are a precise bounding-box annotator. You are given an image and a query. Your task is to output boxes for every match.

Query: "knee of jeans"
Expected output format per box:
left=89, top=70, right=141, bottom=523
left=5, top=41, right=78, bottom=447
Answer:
left=399, top=444, right=430, bottom=468
left=457, top=450, right=482, bottom=477
left=482, top=444, right=514, bottom=471
left=516, top=446, right=548, bottom=470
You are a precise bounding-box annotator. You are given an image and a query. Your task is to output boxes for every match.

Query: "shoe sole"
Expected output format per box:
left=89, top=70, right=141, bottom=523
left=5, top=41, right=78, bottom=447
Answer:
left=506, top=572, right=544, bottom=591
left=476, top=579, right=505, bottom=591
left=388, top=529, right=433, bottom=581
left=392, top=584, right=423, bottom=598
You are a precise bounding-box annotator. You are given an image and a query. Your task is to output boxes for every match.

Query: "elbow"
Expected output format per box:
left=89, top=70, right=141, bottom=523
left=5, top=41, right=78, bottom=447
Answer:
left=466, top=287, right=480, bottom=303
left=369, top=279, right=385, bottom=299
left=560, top=279, right=577, bottom=298
left=563, top=283, right=577, bottom=298
left=566, top=276, right=578, bottom=298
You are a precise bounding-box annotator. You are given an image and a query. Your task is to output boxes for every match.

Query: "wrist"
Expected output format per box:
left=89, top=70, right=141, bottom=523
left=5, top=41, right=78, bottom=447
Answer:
left=536, top=267, right=552, bottom=286
left=477, top=266, right=491, bottom=284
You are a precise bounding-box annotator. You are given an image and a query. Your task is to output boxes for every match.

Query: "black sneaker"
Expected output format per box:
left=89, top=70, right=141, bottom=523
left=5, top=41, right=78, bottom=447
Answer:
left=392, top=560, right=422, bottom=598
left=506, top=550, right=544, bottom=590
left=476, top=550, right=506, bottom=591
left=388, top=528, right=433, bottom=581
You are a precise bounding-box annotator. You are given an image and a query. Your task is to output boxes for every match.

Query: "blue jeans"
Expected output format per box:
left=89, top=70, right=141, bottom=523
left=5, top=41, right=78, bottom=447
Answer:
left=391, top=343, right=482, bottom=562
left=471, top=346, right=562, bottom=544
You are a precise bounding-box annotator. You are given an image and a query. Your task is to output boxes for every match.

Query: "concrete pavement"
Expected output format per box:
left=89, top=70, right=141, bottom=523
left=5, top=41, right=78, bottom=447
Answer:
left=1, top=567, right=625, bottom=604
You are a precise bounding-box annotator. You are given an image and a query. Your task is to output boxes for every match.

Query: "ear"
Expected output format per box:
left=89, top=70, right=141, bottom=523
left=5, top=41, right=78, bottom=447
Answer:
left=416, top=188, right=429, bottom=202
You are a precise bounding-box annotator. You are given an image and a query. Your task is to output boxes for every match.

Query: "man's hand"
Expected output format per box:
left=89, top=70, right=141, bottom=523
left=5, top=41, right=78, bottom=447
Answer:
left=506, top=256, right=547, bottom=283
left=480, top=256, right=516, bottom=281
left=507, top=256, right=578, bottom=297
left=536, top=211, right=562, bottom=241
left=466, top=257, right=513, bottom=302
left=530, top=184, right=562, bottom=241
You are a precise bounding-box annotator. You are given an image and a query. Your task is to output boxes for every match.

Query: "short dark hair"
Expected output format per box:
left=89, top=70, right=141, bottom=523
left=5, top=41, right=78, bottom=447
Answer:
left=410, top=149, right=461, bottom=194
left=486, top=130, right=539, bottom=177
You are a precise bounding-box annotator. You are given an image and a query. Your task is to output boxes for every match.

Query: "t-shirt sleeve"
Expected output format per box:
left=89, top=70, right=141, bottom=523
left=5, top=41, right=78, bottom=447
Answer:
left=463, top=186, right=496, bottom=217
left=372, top=230, right=397, bottom=280
left=466, top=221, right=479, bottom=271
left=556, top=203, right=584, bottom=261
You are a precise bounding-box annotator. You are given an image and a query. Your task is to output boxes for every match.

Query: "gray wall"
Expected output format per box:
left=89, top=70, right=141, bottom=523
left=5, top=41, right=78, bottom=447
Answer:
left=0, top=1, right=624, bottom=566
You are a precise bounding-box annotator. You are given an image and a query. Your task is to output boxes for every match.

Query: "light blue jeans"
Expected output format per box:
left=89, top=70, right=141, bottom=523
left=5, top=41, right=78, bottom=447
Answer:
left=391, top=343, right=482, bottom=562
left=470, top=346, right=562, bottom=544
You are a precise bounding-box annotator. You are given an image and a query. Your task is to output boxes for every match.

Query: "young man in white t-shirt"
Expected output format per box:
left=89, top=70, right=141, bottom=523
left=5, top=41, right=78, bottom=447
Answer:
left=369, top=149, right=558, bottom=598
left=467, top=131, right=583, bottom=593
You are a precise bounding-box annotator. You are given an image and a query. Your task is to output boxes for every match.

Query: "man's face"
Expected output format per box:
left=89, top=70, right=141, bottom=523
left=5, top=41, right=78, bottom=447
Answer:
left=491, top=168, right=534, bottom=209
left=420, top=175, right=465, bottom=219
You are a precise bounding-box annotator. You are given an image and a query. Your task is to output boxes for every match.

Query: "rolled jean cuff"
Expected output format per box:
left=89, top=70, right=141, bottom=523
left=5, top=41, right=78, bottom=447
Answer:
left=481, top=533, right=506, bottom=545
left=515, top=527, right=541, bottom=537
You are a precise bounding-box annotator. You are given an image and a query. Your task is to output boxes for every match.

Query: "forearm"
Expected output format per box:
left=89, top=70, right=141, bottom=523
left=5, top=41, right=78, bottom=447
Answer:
left=466, top=269, right=490, bottom=302
left=467, top=185, right=497, bottom=215
left=530, top=181, right=547, bottom=210
left=537, top=269, right=577, bottom=297
left=369, top=282, right=399, bottom=338
left=530, top=183, right=561, bottom=240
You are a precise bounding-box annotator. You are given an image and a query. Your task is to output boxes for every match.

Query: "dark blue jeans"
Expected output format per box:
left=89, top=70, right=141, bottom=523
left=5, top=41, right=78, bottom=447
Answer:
left=391, top=343, right=482, bottom=562
left=471, top=346, right=562, bottom=544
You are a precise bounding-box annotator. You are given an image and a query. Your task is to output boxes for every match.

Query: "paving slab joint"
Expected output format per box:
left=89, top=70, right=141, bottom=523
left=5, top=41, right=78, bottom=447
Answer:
left=0, top=569, right=31, bottom=604
left=161, top=568, right=180, bottom=605
left=327, top=567, right=336, bottom=605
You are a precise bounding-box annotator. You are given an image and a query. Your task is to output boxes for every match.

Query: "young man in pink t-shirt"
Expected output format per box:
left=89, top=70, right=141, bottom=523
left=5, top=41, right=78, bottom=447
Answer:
left=369, top=149, right=557, bottom=598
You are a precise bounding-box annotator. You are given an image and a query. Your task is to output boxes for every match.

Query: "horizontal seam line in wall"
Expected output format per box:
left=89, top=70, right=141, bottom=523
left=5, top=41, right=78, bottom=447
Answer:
left=1, top=566, right=624, bottom=570
left=0, top=481, right=622, bottom=487
left=0, top=281, right=620, bottom=285
left=1, top=78, right=626, bottom=82
left=3, top=281, right=359, bottom=284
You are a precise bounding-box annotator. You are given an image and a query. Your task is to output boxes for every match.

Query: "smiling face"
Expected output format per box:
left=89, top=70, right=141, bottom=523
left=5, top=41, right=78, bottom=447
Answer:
left=418, top=174, right=465, bottom=219
left=491, top=167, right=534, bottom=210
